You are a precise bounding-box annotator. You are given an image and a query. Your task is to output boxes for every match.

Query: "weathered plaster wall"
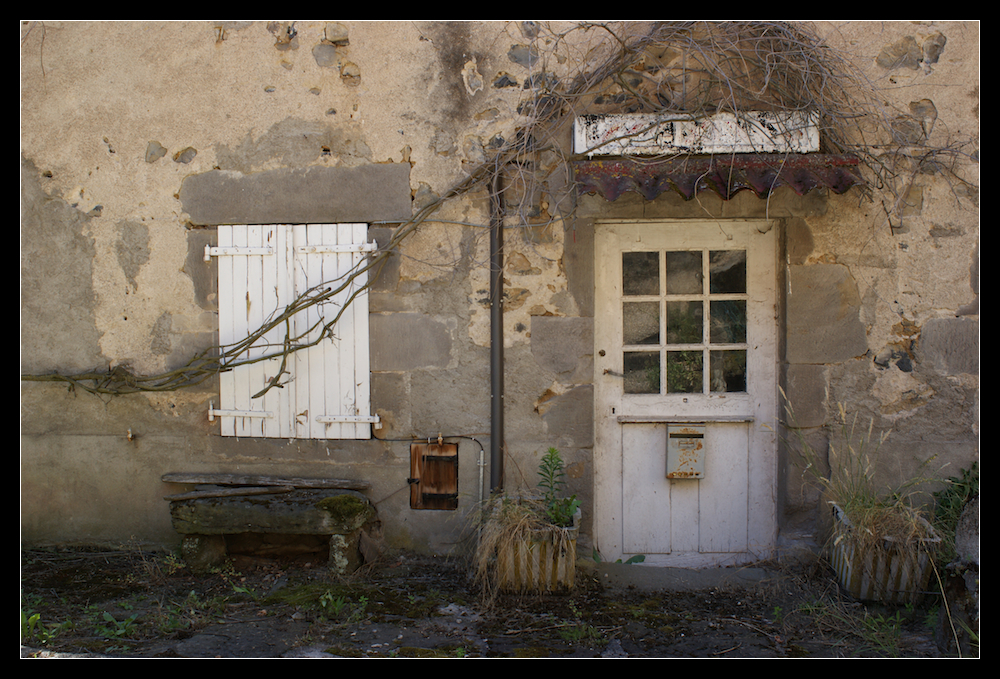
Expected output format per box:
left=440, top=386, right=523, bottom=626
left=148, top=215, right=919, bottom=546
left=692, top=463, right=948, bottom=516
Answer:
left=21, top=21, right=977, bottom=557
left=777, top=21, right=980, bottom=529
left=20, top=20, right=586, bottom=553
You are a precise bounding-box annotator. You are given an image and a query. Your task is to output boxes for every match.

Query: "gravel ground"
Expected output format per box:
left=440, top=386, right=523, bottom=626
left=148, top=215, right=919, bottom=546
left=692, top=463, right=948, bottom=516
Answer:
left=20, top=547, right=953, bottom=658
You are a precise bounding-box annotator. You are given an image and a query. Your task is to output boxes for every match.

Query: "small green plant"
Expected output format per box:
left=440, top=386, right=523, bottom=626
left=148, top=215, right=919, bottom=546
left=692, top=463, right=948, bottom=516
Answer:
left=152, top=603, right=191, bottom=634
left=558, top=622, right=598, bottom=642
left=538, top=447, right=580, bottom=527
left=231, top=584, right=257, bottom=600
left=210, top=562, right=243, bottom=582
left=797, top=598, right=906, bottom=657
left=95, top=611, right=140, bottom=640
left=319, top=591, right=348, bottom=618
left=348, top=596, right=369, bottom=624
left=160, top=553, right=186, bottom=575
left=558, top=600, right=602, bottom=643
left=21, top=610, right=71, bottom=646
left=932, top=461, right=978, bottom=559
left=21, top=610, right=41, bottom=643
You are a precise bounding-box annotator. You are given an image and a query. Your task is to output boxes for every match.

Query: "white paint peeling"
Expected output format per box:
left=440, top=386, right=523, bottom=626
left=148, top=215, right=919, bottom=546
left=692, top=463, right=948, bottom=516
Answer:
left=574, top=111, right=820, bottom=156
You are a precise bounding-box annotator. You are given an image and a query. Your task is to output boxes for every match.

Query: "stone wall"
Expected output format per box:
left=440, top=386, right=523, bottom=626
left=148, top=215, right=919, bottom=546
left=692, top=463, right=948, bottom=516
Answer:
left=20, top=21, right=978, bottom=555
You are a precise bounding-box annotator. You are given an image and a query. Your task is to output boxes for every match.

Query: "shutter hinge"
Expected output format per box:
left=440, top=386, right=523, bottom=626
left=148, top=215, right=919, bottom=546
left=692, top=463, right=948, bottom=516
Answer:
left=204, top=245, right=275, bottom=262
left=208, top=401, right=274, bottom=421
left=295, top=243, right=378, bottom=254
left=315, top=414, right=383, bottom=429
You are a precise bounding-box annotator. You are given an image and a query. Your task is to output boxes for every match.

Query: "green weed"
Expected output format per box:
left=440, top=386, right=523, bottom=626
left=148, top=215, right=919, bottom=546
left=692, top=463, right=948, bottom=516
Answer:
left=21, top=609, right=72, bottom=646
left=932, top=462, right=978, bottom=562
left=797, top=599, right=907, bottom=657
left=538, top=447, right=580, bottom=527
left=231, top=584, right=257, bottom=600
left=319, top=591, right=349, bottom=618
left=95, top=611, right=140, bottom=640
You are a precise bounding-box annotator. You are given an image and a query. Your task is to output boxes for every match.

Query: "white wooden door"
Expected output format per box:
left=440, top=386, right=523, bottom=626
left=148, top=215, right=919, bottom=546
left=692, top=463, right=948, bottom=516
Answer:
left=593, top=220, right=777, bottom=567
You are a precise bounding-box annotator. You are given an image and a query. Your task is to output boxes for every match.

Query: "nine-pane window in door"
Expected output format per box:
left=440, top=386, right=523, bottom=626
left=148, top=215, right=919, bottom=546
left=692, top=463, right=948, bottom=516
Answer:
left=622, top=248, right=748, bottom=395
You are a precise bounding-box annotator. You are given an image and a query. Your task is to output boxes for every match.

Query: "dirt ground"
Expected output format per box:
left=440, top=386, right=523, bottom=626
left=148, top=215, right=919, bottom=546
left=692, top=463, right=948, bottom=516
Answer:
left=20, top=546, right=959, bottom=659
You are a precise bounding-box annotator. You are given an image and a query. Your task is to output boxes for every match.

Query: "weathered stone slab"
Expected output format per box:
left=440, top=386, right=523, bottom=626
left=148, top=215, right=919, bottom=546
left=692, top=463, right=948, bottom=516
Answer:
left=787, top=264, right=867, bottom=364
left=918, top=317, right=978, bottom=375
left=540, top=385, right=594, bottom=447
left=181, top=535, right=227, bottom=573
left=782, top=364, right=828, bottom=427
left=179, top=164, right=411, bottom=225
left=531, top=316, right=594, bottom=382
left=170, top=489, right=376, bottom=536
left=171, top=489, right=378, bottom=573
left=370, top=313, right=452, bottom=371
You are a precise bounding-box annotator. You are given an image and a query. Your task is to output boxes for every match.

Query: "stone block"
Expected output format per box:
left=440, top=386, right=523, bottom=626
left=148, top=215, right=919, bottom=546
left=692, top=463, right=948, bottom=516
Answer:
left=182, top=535, right=227, bottom=573
left=540, top=385, right=594, bottom=448
left=531, top=316, right=593, bottom=382
left=782, top=364, right=828, bottom=427
left=918, top=317, right=978, bottom=375
left=20, top=159, right=104, bottom=374
left=367, top=226, right=401, bottom=292
left=170, top=489, right=376, bottom=536
left=371, top=371, right=409, bottom=438
left=180, top=164, right=412, bottom=226
left=409, top=358, right=490, bottom=434
left=171, top=489, right=377, bottom=574
left=787, top=264, right=868, bottom=364
left=370, top=313, right=452, bottom=371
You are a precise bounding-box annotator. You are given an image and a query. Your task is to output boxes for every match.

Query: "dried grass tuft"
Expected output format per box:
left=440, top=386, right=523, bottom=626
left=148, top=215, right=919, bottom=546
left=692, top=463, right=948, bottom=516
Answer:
left=789, top=402, right=937, bottom=558
left=470, top=493, right=576, bottom=605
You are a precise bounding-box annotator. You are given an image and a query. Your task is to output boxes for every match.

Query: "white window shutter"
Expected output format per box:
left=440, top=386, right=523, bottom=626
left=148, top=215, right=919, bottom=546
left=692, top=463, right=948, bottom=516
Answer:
left=216, top=224, right=375, bottom=439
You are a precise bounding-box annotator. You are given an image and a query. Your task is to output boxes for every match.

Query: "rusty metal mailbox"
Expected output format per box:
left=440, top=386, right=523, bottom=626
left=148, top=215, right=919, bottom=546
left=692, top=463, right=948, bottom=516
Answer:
left=666, top=424, right=705, bottom=479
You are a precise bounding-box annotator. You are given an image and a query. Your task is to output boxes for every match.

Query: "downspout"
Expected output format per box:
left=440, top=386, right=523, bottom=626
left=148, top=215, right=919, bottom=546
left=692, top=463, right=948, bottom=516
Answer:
left=489, top=170, right=505, bottom=493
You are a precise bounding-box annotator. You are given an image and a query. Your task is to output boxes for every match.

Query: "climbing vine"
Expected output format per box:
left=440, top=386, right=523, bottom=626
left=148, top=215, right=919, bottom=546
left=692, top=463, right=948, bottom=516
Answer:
left=22, top=21, right=977, bottom=397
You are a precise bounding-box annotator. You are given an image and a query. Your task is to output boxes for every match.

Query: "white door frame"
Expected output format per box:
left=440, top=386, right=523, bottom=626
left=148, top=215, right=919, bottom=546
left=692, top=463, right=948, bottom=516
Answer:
left=593, top=219, right=779, bottom=567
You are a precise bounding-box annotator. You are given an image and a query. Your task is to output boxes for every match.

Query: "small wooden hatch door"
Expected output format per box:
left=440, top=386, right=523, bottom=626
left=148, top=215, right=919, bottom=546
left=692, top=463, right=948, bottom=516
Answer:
left=409, top=442, right=459, bottom=510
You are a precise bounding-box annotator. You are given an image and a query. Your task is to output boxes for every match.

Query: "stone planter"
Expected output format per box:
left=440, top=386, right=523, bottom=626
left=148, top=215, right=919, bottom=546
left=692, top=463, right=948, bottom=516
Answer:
left=496, top=510, right=580, bottom=592
left=829, top=503, right=940, bottom=605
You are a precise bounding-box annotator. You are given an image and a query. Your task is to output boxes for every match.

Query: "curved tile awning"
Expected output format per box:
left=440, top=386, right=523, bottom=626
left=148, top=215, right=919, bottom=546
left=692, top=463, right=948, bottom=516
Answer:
left=573, top=154, right=864, bottom=201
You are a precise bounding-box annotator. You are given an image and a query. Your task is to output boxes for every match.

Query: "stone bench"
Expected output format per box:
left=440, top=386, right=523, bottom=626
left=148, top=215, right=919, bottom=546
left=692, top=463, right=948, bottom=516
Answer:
left=163, top=474, right=378, bottom=574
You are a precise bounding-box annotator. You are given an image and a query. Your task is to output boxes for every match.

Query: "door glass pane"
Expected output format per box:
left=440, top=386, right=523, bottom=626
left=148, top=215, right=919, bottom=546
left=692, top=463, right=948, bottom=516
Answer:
left=666, top=301, right=702, bottom=344
left=666, top=351, right=702, bottom=393
left=711, top=350, right=746, bottom=392
left=621, top=246, right=750, bottom=397
left=710, top=250, right=746, bottom=293
left=665, top=251, right=702, bottom=294
left=624, top=351, right=660, bottom=394
left=623, top=302, right=659, bottom=345
left=622, top=252, right=659, bottom=296
left=710, top=300, right=747, bottom=343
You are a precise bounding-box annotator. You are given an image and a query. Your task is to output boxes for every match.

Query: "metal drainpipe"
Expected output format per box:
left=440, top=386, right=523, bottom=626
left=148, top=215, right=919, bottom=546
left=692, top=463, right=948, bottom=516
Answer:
left=489, top=170, right=504, bottom=493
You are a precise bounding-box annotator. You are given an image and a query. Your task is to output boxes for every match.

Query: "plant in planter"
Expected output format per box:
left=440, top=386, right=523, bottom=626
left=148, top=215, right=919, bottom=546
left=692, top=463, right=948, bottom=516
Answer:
left=472, top=448, right=581, bottom=599
left=537, top=447, right=581, bottom=528
left=791, top=405, right=940, bottom=605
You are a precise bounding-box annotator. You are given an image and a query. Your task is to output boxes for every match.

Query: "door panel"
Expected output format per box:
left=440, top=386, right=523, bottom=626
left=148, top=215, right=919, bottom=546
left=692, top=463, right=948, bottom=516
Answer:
left=622, top=422, right=748, bottom=554
left=594, top=220, right=777, bottom=567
